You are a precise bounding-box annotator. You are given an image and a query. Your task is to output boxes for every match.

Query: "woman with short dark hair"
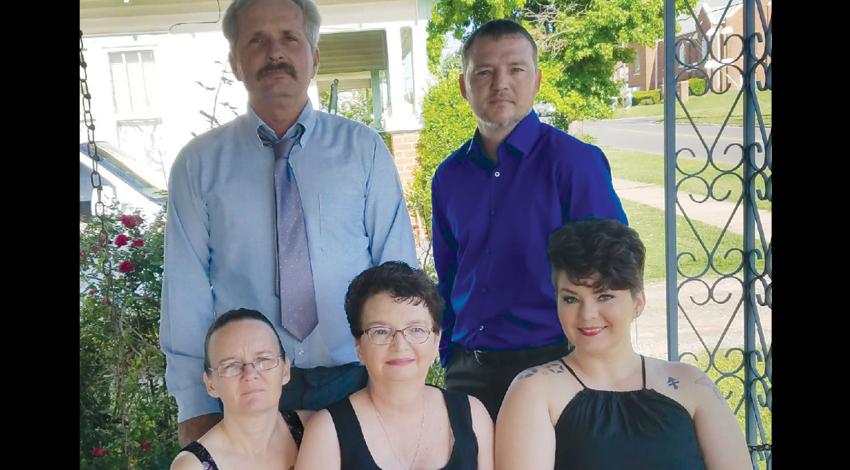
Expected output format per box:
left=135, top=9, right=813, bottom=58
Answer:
left=495, top=219, right=751, bottom=470
left=297, top=261, right=494, bottom=469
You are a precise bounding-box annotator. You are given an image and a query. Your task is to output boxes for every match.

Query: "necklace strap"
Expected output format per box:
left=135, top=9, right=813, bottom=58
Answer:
left=367, top=388, right=427, bottom=470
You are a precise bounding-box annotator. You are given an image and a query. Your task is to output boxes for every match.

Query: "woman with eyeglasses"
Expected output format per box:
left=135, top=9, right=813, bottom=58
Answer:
left=296, top=261, right=494, bottom=470
left=494, top=220, right=752, bottom=470
left=171, top=308, right=307, bottom=470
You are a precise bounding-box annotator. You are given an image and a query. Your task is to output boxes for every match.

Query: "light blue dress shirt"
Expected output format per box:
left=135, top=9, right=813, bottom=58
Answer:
left=160, top=101, right=418, bottom=421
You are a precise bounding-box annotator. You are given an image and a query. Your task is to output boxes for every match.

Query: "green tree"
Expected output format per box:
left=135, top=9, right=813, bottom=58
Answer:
left=319, top=88, right=375, bottom=127
left=408, top=65, right=477, bottom=244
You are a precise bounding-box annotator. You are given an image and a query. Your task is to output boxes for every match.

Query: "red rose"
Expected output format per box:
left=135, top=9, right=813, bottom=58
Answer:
left=131, top=238, right=145, bottom=248
left=114, top=234, right=130, bottom=247
left=92, top=447, right=107, bottom=458
left=120, top=214, right=144, bottom=229
left=118, top=260, right=136, bottom=273
left=88, top=289, right=97, bottom=296
left=139, top=440, right=151, bottom=451
left=80, top=250, right=87, bottom=259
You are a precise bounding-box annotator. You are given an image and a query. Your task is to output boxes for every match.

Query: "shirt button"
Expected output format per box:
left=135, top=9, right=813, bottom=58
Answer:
left=485, top=248, right=492, bottom=254
left=494, top=171, right=500, bottom=177
left=298, top=349, right=304, bottom=356
left=479, top=325, right=485, bottom=331
left=489, top=209, right=495, bottom=216
left=481, top=287, right=488, bottom=293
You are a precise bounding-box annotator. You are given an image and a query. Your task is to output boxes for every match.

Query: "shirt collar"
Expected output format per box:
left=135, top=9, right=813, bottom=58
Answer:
left=249, top=99, right=317, bottom=148
left=505, top=110, right=542, bottom=157
left=464, top=110, right=542, bottom=164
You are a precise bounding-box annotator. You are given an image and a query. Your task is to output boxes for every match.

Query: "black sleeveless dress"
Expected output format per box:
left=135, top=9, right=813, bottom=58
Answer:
left=554, top=356, right=706, bottom=469
left=326, top=385, right=479, bottom=469
left=179, top=409, right=303, bottom=469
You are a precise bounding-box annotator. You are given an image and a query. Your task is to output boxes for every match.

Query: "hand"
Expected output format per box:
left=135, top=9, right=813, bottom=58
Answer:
left=177, top=413, right=223, bottom=447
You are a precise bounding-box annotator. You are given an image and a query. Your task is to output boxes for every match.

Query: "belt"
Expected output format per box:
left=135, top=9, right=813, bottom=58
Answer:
left=456, top=341, right=572, bottom=367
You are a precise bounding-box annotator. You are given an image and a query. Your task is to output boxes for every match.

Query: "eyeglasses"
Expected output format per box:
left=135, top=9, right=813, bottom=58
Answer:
left=362, top=325, right=433, bottom=345
left=208, top=355, right=282, bottom=378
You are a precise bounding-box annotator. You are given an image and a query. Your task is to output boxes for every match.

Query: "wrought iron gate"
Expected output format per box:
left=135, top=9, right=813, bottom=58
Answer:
left=663, top=1, right=771, bottom=468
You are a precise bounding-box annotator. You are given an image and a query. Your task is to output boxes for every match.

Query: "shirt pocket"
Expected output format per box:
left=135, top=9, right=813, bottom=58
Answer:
left=318, top=191, right=369, bottom=259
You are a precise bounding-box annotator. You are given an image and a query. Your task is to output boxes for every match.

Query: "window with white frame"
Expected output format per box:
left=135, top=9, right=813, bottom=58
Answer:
left=108, top=49, right=157, bottom=117
left=107, top=49, right=166, bottom=184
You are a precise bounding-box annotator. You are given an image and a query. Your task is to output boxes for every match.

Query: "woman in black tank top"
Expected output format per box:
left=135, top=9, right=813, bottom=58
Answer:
left=171, top=309, right=306, bottom=470
left=296, top=262, right=494, bottom=469
left=495, top=220, right=752, bottom=470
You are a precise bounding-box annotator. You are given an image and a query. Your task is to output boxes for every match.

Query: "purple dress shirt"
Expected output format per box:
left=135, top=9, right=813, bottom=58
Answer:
left=431, top=110, right=628, bottom=366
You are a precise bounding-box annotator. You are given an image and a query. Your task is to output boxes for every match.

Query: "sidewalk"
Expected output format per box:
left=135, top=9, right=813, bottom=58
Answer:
left=633, top=278, right=773, bottom=360
left=610, top=177, right=772, bottom=360
left=612, top=177, right=772, bottom=237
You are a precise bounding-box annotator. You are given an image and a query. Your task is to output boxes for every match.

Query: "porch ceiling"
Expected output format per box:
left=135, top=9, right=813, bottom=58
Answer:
left=80, top=0, right=401, bottom=35
left=318, top=30, right=387, bottom=75
left=81, top=1, right=391, bottom=78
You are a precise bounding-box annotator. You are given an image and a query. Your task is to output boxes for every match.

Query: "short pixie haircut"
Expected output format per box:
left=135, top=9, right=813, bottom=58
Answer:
left=344, top=261, right=444, bottom=336
left=547, top=219, right=645, bottom=294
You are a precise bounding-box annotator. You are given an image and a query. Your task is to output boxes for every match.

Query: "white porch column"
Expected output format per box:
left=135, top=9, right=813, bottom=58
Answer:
left=411, top=21, right=431, bottom=125
left=384, top=22, right=418, bottom=131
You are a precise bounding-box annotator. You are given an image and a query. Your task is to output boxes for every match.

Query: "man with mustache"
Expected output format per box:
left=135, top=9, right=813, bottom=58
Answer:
left=161, top=0, right=417, bottom=446
left=431, top=19, right=628, bottom=421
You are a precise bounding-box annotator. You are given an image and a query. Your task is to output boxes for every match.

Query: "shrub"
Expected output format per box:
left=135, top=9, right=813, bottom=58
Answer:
left=632, top=89, right=662, bottom=105
left=689, top=77, right=708, bottom=96
left=80, top=204, right=179, bottom=469
left=408, top=68, right=477, bottom=240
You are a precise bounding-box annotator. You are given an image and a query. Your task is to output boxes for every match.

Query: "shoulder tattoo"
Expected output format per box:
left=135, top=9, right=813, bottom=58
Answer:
left=516, top=361, right=566, bottom=381
left=695, top=374, right=726, bottom=403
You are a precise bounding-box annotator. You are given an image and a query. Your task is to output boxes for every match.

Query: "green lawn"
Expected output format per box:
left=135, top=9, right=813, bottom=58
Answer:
left=613, top=90, right=771, bottom=127
left=605, top=147, right=772, bottom=212
left=683, top=349, right=772, bottom=469
left=624, top=200, right=761, bottom=282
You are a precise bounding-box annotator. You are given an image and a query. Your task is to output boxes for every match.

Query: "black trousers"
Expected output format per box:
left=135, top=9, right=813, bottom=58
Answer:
left=445, top=341, right=572, bottom=421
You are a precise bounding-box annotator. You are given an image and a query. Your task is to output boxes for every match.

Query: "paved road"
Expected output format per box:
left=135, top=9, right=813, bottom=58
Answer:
left=576, top=117, right=771, bottom=166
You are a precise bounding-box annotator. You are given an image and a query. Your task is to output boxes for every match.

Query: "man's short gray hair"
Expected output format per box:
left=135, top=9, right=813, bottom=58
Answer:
left=223, top=0, right=322, bottom=51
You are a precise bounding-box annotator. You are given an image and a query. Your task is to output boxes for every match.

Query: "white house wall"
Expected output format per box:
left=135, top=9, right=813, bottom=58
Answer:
left=81, top=32, right=246, bottom=189
left=80, top=0, right=434, bottom=200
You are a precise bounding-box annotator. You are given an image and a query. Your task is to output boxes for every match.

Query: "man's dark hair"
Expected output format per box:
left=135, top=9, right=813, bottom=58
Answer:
left=462, top=19, right=538, bottom=71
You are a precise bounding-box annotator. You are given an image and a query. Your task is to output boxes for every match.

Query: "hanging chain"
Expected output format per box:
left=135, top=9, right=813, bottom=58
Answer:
left=80, top=29, right=115, bottom=309
left=749, top=443, right=771, bottom=453
left=81, top=30, right=131, bottom=466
